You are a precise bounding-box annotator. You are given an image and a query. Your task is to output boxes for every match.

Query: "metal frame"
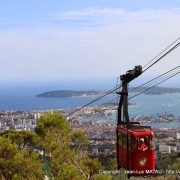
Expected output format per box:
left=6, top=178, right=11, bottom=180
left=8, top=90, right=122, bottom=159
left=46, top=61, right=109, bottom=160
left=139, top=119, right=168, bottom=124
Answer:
left=116, top=65, right=142, bottom=171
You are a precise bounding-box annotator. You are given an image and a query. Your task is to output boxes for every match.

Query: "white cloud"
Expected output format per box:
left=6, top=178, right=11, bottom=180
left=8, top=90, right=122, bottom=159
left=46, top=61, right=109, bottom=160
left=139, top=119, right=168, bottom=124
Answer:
left=0, top=7, right=180, bottom=84
left=48, top=7, right=180, bottom=27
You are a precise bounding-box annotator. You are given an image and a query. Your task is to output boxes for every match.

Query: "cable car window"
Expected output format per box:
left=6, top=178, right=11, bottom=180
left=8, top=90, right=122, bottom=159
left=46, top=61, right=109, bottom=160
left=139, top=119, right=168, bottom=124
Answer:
left=118, top=133, right=123, bottom=146
left=138, top=138, right=148, bottom=151
left=121, top=134, right=125, bottom=148
left=128, top=135, right=131, bottom=150
left=149, top=137, right=154, bottom=150
left=123, top=134, right=127, bottom=149
left=130, top=137, right=138, bottom=152
left=124, top=134, right=127, bottom=149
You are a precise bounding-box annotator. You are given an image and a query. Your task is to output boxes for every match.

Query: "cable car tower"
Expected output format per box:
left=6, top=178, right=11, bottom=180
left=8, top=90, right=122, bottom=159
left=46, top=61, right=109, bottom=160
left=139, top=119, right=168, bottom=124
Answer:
left=116, top=65, right=155, bottom=177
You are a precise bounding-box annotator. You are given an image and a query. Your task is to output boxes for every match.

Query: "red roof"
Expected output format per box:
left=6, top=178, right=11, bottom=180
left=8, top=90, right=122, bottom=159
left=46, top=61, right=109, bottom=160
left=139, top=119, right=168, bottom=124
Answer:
left=117, top=125, right=154, bottom=137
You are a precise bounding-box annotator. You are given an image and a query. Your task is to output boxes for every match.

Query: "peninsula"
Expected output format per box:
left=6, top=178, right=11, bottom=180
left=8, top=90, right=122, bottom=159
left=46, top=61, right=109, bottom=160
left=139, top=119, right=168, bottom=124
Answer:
left=36, top=87, right=180, bottom=98
left=37, top=90, right=104, bottom=98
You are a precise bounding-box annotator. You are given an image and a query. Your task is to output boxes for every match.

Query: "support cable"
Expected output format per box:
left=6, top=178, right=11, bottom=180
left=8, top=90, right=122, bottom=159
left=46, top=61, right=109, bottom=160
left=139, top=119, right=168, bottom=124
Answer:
left=68, top=85, right=122, bottom=116
left=130, top=66, right=180, bottom=93
left=143, top=38, right=180, bottom=73
left=97, top=66, right=180, bottom=106
left=129, top=70, right=180, bottom=100
left=68, top=38, right=180, bottom=116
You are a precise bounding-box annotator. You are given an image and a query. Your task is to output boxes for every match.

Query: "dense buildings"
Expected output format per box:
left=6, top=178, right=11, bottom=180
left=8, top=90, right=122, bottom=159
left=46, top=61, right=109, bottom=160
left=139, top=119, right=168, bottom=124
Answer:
left=0, top=107, right=179, bottom=159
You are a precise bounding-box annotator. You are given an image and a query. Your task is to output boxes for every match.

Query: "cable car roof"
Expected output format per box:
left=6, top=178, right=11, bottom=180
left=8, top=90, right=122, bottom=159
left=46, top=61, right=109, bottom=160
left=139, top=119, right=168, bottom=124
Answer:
left=117, top=125, right=154, bottom=137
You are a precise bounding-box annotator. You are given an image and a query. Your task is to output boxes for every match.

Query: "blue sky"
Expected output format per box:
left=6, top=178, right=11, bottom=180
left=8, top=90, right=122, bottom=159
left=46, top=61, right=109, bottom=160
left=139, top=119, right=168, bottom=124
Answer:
left=1, top=0, right=180, bottom=27
left=0, top=0, right=180, bottom=86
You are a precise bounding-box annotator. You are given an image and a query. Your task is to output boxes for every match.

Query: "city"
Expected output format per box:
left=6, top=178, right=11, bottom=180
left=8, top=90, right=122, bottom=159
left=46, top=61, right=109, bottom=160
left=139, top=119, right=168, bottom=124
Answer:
left=0, top=105, right=179, bottom=158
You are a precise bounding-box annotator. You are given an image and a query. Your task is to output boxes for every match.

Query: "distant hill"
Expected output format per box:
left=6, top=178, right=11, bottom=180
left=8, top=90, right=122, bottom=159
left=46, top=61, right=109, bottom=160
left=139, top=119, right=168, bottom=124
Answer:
left=129, top=87, right=180, bottom=95
left=37, top=87, right=180, bottom=98
left=37, top=90, right=102, bottom=98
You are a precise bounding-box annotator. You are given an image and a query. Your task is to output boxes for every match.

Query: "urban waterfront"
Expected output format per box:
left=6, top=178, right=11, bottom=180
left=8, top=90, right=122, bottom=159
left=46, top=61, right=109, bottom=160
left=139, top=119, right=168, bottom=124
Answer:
left=0, top=85, right=180, bottom=130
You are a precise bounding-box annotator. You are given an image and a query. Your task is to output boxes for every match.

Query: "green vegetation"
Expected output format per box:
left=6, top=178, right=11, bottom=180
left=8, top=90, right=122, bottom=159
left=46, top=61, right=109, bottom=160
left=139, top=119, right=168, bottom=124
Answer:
left=0, top=112, right=113, bottom=179
left=1, top=129, right=41, bottom=149
left=35, top=112, right=89, bottom=179
left=0, top=136, right=43, bottom=179
left=167, top=155, right=180, bottom=170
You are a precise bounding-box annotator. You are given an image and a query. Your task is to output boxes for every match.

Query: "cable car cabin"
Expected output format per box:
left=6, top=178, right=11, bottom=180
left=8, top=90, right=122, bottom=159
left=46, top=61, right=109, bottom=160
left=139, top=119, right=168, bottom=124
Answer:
left=117, top=124, right=155, bottom=176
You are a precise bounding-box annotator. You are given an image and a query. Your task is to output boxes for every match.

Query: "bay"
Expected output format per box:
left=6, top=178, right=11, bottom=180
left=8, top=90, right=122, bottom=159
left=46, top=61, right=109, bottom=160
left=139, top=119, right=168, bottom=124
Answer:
left=0, top=85, right=179, bottom=128
left=0, top=86, right=180, bottom=115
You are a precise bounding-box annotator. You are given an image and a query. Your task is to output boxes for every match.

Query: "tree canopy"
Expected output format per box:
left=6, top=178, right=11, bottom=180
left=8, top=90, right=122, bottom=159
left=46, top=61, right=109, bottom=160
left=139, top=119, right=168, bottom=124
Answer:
left=0, top=112, right=112, bottom=180
left=0, top=136, right=43, bottom=179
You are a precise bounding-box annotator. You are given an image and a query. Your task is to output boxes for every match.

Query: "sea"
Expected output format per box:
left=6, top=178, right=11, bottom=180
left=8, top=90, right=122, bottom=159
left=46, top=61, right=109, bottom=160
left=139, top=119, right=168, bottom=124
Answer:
left=0, top=83, right=179, bottom=128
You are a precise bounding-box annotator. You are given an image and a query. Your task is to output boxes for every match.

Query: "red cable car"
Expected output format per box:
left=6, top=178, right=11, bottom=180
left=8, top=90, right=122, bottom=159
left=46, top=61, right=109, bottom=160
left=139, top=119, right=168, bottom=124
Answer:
left=116, top=66, right=155, bottom=177
left=117, top=124, right=155, bottom=176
